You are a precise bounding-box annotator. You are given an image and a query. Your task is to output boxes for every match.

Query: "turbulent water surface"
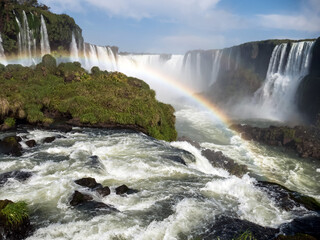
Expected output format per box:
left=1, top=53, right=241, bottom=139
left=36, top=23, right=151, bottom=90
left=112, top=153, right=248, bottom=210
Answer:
left=1, top=104, right=319, bottom=240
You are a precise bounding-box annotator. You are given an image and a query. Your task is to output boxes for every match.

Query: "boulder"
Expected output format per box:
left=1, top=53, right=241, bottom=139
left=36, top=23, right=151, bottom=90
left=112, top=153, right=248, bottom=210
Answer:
left=202, top=149, right=248, bottom=177
left=43, top=136, right=56, bottom=143
left=25, top=140, right=36, bottom=148
left=115, top=184, right=138, bottom=195
left=70, top=191, right=93, bottom=206
left=0, top=171, right=32, bottom=186
left=74, top=177, right=102, bottom=190
left=96, top=187, right=111, bottom=197
left=0, top=136, right=23, bottom=156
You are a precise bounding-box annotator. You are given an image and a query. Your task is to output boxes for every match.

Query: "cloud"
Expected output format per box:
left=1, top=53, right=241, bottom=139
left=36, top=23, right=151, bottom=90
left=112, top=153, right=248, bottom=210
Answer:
left=153, top=34, right=225, bottom=53
left=257, top=0, right=320, bottom=32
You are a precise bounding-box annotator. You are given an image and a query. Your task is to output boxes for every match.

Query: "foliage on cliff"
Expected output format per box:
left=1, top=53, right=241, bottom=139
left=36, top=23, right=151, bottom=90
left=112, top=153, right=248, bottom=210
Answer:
left=0, top=0, right=83, bottom=54
left=0, top=55, right=177, bottom=141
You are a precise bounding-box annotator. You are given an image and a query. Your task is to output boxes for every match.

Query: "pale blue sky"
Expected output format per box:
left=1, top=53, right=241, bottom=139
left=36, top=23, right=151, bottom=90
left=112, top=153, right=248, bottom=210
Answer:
left=39, top=0, right=320, bottom=53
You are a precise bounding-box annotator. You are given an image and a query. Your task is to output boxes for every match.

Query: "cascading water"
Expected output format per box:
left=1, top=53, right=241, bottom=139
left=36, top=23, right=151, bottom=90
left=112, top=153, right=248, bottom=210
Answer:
left=0, top=33, right=6, bottom=64
left=15, top=10, right=37, bottom=66
left=70, top=32, right=79, bottom=62
left=252, top=41, right=315, bottom=120
left=40, top=15, right=51, bottom=56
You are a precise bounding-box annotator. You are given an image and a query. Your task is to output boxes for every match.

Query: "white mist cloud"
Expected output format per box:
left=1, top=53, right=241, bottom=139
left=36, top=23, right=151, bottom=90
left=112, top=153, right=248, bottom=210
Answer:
left=257, top=0, right=320, bottom=32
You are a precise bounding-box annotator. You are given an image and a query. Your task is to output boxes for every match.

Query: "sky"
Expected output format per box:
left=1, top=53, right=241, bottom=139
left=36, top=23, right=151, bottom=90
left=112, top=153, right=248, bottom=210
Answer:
left=39, top=0, right=320, bottom=54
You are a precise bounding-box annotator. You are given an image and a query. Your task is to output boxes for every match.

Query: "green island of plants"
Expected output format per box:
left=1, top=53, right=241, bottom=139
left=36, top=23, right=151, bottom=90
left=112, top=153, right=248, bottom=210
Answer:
left=0, top=55, right=177, bottom=141
left=0, top=200, right=29, bottom=227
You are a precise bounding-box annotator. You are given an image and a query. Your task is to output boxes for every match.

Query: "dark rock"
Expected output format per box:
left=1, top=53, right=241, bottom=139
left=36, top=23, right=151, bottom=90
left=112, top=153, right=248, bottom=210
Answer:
left=43, top=136, right=56, bottom=143
left=256, top=181, right=320, bottom=211
left=178, top=136, right=201, bottom=149
left=25, top=140, right=36, bottom=148
left=201, top=149, right=248, bottom=177
left=0, top=199, right=33, bottom=240
left=96, top=187, right=111, bottom=197
left=275, top=233, right=317, bottom=240
left=230, top=124, right=320, bottom=161
left=0, top=171, right=32, bottom=186
left=115, top=184, right=138, bottom=195
left=69, top=191, right=93, bottom=206
left=163, top=155, right=186, bottom=165
left=74, top=177, right=102, bottom=190
left=0, top=136, right=23, bottom=156
left=199, top=215, right=278, bottom=240
left=69, top=191, right=117, bottom=213
left=279, top=215, right=320, bottom=239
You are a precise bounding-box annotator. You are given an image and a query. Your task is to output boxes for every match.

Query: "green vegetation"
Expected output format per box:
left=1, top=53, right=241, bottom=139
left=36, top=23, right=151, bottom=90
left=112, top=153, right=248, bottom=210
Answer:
left=233, top=231, right=257, bottom=240
left=0, top=200, right=29, bottom=227
left=0, top=0, right=82, bottom=54
left=0, top=55, right=177, bottom=141
left=4, top=117, right=16, bottom=127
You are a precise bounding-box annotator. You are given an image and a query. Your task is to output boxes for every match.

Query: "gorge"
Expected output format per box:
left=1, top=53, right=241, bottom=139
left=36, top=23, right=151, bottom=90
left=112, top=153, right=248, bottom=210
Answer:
left=0, top=1, right=320, bottom=240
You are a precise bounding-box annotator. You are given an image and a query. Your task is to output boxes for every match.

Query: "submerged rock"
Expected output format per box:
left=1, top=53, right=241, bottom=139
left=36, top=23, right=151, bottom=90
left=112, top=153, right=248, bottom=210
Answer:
left=42, top=136, right=56, bottom=143
left=0, top=171, right=32, bottom=186
left=69, top=191, right=117, bottom=213
left=0, top=199, right=32, bottom=240
left=0, top=136, right=23, bottom=156
left=178, top=136, right=201, bottom=149
left=256, top=181, right=320, bottom=211
left=199, top=215, right=278, bottom=240
left=115, top=184, right=138, bottom=195
left=201, top=149, right=248, bottom=177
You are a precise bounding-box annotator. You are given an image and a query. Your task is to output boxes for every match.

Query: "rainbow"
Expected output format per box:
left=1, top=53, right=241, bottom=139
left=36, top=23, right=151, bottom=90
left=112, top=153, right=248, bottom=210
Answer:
left=0, top=53, right=231, bottom=126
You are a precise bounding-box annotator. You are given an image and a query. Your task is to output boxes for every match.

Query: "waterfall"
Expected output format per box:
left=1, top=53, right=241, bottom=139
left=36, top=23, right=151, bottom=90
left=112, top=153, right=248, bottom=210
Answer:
left=15, top=11, right=37, bottom=65
left=210, top=50, right=222, bottom=86
left=253, top=41, right=315, bottom=120
left=70, top=32, right=79, bottom=62
left=0, top=33, right=6, bottom=65
left=40, top=15, right=51, bottom=56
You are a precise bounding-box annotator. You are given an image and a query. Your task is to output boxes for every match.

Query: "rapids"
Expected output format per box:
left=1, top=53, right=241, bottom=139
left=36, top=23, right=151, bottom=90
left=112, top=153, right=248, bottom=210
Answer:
left=1, top=104, right=319, bottom=239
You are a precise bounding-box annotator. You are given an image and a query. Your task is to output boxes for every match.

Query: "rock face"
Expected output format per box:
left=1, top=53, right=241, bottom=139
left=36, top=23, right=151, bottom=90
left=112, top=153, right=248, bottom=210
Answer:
left=0, top=200, right=32, bottom=240
left=296, top=37, right=320, bottom=124
left=230, top=124, right=320, bottom=160
left=0, top=136, right=23, bottom=156
left=201, top=149, right=248, bottom=177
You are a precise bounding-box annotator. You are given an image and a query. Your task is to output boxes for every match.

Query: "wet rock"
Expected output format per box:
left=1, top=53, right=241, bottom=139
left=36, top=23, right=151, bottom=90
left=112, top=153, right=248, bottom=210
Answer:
left=0, top=136, right=23, bottom=156
left=43, top=136, right=56, bottom=143
left=200, top=215, right=278, bottom=240
left=87, top=155, right=105, bottom=170
left=256, top=181, right=320, bottom=211
left=74, top=177, right=102, bottom=190
left=201, top=149, right=248, bottom=177
left=230, top=124, right=320, bottom=160
left=0, top=171, right=32, bottom=186
left=70, top=191, right=93, bottom=206
left=163, top=155, right=186, bottom=165
left=25, top=140, right=36, bottom=148
left=115, top=184, right=138, bottom=195
left=0, top=199, right=33, bottom=240
left=279, top=215, right=320, bottom=239
left=69, top=191, right=117, bottom=213
left=96, top=187, right=111, bottom=197
left=178, top=136, right=201, bottom=149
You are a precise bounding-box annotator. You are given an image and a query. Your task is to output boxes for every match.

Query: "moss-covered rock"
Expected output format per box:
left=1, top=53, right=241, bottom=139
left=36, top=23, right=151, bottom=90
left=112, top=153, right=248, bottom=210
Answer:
left=0, top=55, right=177, bottom=141
left=0, top=199, right=31, bottom=240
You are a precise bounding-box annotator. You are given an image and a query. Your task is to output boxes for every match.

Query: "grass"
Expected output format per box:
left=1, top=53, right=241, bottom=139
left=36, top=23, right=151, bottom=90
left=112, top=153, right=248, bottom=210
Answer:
left=0, top=201, right=29, bottom=227
left=0, top=55, right=177, bottom=141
